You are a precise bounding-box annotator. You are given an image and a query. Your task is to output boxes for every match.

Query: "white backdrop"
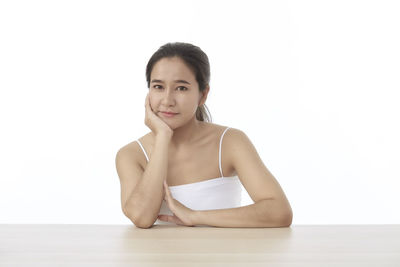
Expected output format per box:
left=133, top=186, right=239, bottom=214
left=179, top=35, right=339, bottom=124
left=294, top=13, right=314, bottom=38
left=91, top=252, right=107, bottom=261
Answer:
left=0, top=0, right=399, bottom=224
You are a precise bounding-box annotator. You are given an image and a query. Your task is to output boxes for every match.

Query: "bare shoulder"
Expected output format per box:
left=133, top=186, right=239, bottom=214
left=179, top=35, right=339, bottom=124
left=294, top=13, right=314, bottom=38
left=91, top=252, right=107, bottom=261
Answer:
left=117, top=132, right=156, bottom=169
left=121, top=131, right=154, bottom=153
left=116, top=136, right=147, bottom=164
left=117, top=140, right=140, bottom=157
left=205, top=122, right=233, bottom=136
left=222, top=127, right=254, bottom=163
left=204, top=124, right=248, bottom=175
left=224, top=127, right=248, bottom=141
left=199, top=123, right=246, bottom=149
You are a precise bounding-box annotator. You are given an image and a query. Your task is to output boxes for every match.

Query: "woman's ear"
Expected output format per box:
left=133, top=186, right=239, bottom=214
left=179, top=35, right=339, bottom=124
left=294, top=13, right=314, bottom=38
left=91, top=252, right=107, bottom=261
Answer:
left=199, top=86, right=210, bottom=106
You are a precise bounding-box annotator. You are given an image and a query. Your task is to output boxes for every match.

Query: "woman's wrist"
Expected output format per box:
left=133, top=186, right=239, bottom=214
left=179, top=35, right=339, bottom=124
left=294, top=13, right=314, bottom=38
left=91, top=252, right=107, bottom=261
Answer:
left=155, top=131, right=173, bottom=142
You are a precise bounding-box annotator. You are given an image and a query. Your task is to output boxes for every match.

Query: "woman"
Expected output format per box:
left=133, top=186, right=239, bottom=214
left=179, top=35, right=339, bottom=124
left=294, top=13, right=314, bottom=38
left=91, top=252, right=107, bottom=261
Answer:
left=115, top=42, right=293, bottom=228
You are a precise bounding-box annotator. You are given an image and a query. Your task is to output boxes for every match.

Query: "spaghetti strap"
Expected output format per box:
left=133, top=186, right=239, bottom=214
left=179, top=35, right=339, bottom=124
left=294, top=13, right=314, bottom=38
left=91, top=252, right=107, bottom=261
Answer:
left=219, top=127, right=231, bottom=178
left=136, top=139, right=149, bottom=162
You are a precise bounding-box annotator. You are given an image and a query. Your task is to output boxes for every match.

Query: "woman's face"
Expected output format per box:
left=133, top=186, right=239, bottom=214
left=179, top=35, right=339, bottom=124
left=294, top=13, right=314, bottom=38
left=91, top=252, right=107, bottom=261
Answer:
left=149, top=56, right=206, bottom=127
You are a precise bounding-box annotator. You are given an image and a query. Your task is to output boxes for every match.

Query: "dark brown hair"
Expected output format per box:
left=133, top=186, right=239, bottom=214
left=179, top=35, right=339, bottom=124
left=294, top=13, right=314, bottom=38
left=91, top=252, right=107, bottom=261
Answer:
left=145, top=42, right=212, bottom=122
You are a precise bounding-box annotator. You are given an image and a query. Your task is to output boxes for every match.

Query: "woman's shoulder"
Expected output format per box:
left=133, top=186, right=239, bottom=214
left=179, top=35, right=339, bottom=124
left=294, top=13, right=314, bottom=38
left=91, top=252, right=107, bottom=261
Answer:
left=196, top=122, right=242, bottom=141
left=116, top=140, right=141, bottom=162
left=116, top=137, right=150, bottom=171
left=117, top=133, right=151, bottom=161
left=203, top=122, right=241, bottom=134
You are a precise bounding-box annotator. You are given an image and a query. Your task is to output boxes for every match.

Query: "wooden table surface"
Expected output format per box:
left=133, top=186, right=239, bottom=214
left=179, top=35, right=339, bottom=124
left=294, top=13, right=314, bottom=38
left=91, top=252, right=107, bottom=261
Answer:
left=1, top=224, right=399, bottom=266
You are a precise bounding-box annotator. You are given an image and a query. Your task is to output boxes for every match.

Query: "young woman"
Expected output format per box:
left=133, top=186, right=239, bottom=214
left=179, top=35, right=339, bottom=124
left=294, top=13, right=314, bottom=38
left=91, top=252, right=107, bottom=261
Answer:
left=115, top=42, right=293, bottom=228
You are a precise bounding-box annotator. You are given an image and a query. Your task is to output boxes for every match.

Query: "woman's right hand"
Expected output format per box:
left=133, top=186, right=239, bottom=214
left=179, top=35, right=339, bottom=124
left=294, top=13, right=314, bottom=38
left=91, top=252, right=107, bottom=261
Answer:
left=144, top=93, right=174, bottom=138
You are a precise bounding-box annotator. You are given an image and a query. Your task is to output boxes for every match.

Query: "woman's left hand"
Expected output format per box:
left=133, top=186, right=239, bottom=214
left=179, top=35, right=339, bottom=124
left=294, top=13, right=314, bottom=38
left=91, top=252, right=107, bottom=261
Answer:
left=157, top=180, right=197, bottom=227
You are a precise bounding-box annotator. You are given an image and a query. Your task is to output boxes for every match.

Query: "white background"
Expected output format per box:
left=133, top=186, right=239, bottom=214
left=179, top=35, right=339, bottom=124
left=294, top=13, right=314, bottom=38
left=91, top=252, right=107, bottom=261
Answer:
left=1, top=0, right=399, bottom=224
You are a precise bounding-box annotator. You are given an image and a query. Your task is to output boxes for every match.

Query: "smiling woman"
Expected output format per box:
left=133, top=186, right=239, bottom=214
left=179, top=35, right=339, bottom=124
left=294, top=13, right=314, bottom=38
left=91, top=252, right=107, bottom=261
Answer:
left=115, top=42, right=293, bottom=228
left=146, top=43, right=212, bottom=124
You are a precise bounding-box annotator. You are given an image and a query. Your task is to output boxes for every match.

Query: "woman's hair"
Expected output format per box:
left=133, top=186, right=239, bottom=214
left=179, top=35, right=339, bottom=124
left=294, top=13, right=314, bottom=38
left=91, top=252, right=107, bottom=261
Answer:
left=145, top=42, right=212, bottom=122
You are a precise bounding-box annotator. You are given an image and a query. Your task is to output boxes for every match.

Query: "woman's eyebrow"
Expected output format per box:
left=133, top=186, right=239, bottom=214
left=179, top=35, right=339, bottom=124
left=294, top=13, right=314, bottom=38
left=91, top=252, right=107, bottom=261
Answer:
left=151, top=79, right=191, bottom=85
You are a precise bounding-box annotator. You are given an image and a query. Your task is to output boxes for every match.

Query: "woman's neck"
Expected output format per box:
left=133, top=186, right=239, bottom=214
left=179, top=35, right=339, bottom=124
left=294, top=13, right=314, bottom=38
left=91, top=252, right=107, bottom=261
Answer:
left=169, top=119, right=204, bottom=151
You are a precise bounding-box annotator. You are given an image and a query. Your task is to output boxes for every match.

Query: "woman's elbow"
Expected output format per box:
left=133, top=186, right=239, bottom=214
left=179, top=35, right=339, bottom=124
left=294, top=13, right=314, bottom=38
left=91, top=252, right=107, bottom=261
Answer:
left=279, top=210, right=293, bottom=227
left=128, top=214, right=156, bottom=229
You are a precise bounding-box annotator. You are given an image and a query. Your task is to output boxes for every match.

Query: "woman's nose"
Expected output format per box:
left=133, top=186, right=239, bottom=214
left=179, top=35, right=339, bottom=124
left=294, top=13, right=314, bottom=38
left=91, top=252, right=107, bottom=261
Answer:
left=161, top=90, right=175, bottom=103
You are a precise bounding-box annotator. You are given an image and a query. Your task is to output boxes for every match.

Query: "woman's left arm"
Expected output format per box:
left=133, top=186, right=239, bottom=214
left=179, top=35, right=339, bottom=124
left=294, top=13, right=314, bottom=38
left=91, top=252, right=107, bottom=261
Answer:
left=192, top=128, right=293, bottom=228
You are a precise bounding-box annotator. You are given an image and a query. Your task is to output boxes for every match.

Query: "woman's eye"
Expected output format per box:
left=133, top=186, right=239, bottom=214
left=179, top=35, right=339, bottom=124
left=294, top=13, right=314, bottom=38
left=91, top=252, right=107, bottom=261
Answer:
left=153, top=85, right=187, bottom=91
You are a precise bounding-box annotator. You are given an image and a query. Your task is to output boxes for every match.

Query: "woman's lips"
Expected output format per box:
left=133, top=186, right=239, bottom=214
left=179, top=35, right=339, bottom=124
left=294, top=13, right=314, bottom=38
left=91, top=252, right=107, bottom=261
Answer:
left=161, top=112, right=178, bottom=117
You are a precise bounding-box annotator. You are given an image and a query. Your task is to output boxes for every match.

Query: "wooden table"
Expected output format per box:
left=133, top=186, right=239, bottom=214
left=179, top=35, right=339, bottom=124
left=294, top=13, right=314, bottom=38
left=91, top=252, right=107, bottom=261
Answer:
left=1, top=224, right=399, bottom=266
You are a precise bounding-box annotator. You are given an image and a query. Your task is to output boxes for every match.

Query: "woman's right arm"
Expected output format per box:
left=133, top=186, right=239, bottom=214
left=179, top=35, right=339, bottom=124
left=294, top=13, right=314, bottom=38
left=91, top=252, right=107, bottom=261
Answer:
left=122, top=133, right=171, bottom=228
left=116, top=92, right=173, bottom=228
